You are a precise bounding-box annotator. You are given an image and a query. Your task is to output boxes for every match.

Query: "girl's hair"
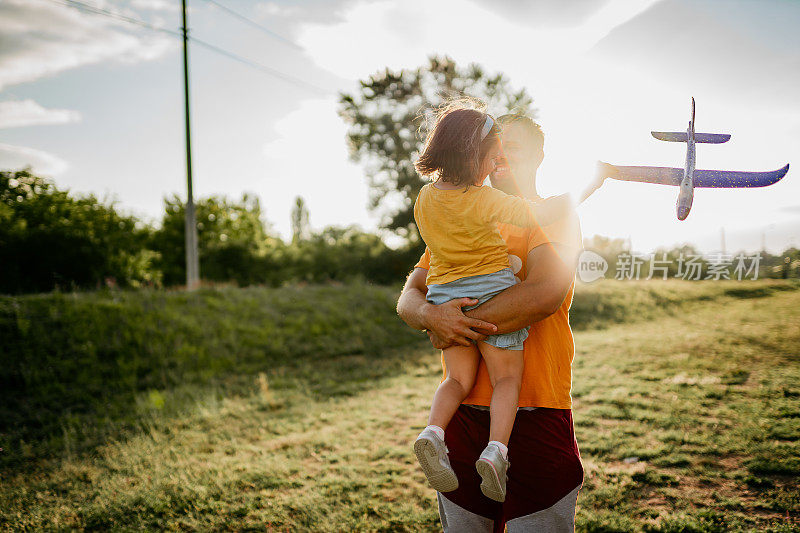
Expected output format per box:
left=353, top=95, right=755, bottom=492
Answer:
left=415, top=101, right=501, bottom=187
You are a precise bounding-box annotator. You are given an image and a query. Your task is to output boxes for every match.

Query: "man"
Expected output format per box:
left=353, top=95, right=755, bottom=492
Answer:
left=397, top=114, right=584, bottom=532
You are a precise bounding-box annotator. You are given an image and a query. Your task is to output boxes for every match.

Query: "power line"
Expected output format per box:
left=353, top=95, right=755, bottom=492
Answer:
left=200, top=0, right=302, bottom=51
left=45, top=0, right=182, bottom=37
left=189, top=36, right=327, bottom=95
left=42, top=0, right=328, bottom=95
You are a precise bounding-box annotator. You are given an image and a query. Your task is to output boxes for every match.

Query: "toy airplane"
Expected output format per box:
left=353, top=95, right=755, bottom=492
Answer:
left=595, top=98, right=789, bottom=220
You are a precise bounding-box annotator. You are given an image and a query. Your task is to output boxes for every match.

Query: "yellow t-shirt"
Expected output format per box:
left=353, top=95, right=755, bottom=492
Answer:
left=415, top=204, right=582, bottom=409
left=413, top=183, right=543, bottom=285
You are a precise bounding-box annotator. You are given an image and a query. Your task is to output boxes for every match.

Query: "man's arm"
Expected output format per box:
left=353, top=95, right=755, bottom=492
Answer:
left=397, top=267, right=498, bottom=348
left=465, top=241, right=580, bottom=333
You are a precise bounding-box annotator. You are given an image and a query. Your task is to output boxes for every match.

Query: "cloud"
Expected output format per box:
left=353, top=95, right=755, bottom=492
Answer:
left=0, top=143, right=69, bottom=176
left=295, top=0, right=662, bottom=80
left=0, top=0, right=175, bottom=91
left=0, top=99, right=82, bottom=129
left=471, top=0, right=613, bottom=28
left=129, top=0, right=178, bottom=11
left=588, top=0, right=800, bottom=107
left=253, top=0, right=367, bottom=27
left=254, top=2, right=303, bottom=19
left=261, top=97, right=376, bottom=237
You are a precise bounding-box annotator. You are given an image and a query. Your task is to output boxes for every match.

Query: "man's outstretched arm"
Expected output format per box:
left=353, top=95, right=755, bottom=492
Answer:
left=397, top=267, right=497, bottom=348
left=465, top=241, right=580, bottom=333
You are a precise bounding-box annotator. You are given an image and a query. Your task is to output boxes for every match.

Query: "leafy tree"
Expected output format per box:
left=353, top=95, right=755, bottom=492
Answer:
left=0, top=168, right=156, bottom=294
left=339, top=55, right=535, bottom=243
left=283, top=225, right=416, bottom=285
left=759, top=246, right=799, bottom=279
left=151, top=193, right=277, bottom=286
left=291, top=196, right=311, bottom=243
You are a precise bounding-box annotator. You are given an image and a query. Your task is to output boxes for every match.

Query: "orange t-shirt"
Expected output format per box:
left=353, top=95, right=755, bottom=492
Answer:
left=414, top=202, right=582, bottom=409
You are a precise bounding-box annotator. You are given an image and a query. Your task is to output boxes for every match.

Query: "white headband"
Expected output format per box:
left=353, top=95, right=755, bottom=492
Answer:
left=480, top=115, right=494, bottom=140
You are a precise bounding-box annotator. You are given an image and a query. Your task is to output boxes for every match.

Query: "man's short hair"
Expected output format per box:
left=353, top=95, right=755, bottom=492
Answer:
left=497, top=114, right=544, bottom=150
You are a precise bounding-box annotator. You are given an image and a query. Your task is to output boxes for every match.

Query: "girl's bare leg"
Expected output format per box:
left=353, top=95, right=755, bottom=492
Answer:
left=428, top=344, right=480, bottom=429
left=478, top=342, right=524, bottom=445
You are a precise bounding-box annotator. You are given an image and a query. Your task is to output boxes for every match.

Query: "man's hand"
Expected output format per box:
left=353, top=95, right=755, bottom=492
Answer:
left=422, top=297, right=497, bottom=349
left=427, top=330, right=450, bottom=350
left=577, top=162, right=612, bottom=204
left=397, top=267, right=497, bottom=350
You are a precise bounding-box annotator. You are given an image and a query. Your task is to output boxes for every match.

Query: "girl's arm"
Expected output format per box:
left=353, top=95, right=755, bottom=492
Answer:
left=480, top=187, right=572, bottom=228
left=482, top=167, right=608, bottom=228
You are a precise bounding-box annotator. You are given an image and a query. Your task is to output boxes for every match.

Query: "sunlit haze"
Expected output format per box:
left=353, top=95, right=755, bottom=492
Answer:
left=2, top=0, right=799, bottom=253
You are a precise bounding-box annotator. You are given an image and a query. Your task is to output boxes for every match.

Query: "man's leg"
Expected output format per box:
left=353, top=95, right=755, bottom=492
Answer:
left=438, top=406, right=583, bottom=532
left=501, top=408, right=584, bottom=530
left=437, top=492, right=493, bottom=533
left=506, top=484, right=581, bottom=533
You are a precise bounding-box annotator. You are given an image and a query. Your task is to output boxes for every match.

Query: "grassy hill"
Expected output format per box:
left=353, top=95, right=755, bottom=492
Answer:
left=0, top=283, right=423, bottom=471
left=1, top=280, right=798, bottom=531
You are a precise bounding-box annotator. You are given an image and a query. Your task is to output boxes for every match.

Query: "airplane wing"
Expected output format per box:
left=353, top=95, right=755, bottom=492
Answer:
left=603, top=164, right=683, bottom=186
left=693, top=164, right=789, bottom=188
left=602, top=163, right=789, bottom=188
left=651, top=131, right=731, bottom=144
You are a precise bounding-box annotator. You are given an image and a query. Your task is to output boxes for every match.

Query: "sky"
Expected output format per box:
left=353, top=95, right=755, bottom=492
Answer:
left=2, top=0, right=800, bottom=254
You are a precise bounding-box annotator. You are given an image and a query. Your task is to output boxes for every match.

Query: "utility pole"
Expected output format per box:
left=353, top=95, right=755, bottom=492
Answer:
left=720, top=227, right=726, bottom=255
left=181, top=0, right=200, bottom=290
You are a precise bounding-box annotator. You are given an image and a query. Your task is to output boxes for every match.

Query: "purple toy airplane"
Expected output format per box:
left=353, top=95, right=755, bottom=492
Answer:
left=598, top=98, right=789, bottom=220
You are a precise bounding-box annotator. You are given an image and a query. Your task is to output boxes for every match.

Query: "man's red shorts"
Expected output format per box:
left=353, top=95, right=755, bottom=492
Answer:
left=442, top=405, right=584, bottom=530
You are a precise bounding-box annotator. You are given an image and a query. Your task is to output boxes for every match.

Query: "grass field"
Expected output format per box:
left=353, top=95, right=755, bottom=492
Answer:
left=1, top=280, right=799, bottom=531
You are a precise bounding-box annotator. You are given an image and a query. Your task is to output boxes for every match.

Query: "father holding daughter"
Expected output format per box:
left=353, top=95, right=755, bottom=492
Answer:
left=397, top=106, right=586, bottom=532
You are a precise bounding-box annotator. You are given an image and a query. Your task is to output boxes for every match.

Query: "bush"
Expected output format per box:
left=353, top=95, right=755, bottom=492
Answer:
left=0, top=169, right=157, bottom=293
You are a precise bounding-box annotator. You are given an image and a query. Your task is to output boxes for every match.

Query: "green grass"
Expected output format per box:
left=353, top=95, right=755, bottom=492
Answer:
left=0, top=283, right=424, bottom=471
left=1, top=280, right=799, bottom=531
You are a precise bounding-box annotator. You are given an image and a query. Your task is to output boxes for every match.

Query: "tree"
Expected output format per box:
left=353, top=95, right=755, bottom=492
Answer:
left=339, top=55, right=535, bottom=243
left=285, top=224, right=411, bottom=285
left=290, top=196, right=311, bottom=243
left=151, top=193, right=277, bottom=286
left=0, top=168, right=156, bottom=294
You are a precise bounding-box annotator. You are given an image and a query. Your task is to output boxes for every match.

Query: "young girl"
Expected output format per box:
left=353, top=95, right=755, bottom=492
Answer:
left=412, top=103, right=573, bottom=503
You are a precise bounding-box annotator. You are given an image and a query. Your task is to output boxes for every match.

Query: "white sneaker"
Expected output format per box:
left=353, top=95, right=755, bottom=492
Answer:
left=476, top=443, right=510, bottom=502
left=414, top=428, right=459, bottom=492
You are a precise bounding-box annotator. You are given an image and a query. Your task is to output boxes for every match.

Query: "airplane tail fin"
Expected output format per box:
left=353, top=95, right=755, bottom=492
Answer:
left=651, top=131, right=731, bottom=144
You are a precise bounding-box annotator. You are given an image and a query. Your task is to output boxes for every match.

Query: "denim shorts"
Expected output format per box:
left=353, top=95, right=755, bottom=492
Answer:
left=426, top=267, right=529, bottom=350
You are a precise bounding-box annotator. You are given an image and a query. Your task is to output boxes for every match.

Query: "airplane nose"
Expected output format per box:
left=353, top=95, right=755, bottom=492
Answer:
left=676, top=185, right=694, bottom=221
left=676, top=195, right=693, bottom=220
